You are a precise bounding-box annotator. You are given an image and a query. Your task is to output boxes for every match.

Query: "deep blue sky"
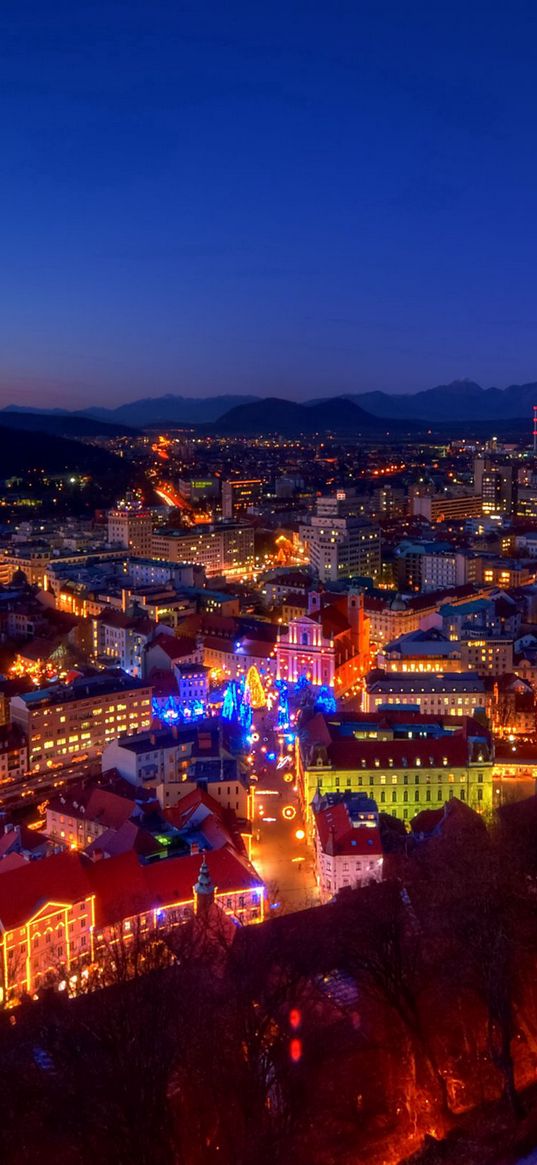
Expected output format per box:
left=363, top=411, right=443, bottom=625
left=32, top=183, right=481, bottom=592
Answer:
left=1, top=1, right=537, bottom=408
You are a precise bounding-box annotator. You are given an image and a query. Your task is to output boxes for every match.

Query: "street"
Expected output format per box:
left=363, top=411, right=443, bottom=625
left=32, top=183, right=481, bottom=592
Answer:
left=247, top=708, right=320, bottom=914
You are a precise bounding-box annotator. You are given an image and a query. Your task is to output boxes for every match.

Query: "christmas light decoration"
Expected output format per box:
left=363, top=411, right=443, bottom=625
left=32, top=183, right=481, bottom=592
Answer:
left=222, top=680, right=239, bottom=720
left=244, top=665, right=266, bottom=709
left=315, top=685, right=337, bottom=714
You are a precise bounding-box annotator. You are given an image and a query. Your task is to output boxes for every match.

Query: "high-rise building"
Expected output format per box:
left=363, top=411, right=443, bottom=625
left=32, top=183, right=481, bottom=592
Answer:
left=222, top=479, right=264, bottom=519
left=481, top=466, right=517, bottom=516
left=107, top=505, right=153, bottom=556
left=301, top=497, right=381, bottom=583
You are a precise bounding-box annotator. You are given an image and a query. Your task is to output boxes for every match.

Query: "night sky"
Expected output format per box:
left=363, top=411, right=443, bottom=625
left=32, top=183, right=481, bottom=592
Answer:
left=2, top=1, right=537, bottom=408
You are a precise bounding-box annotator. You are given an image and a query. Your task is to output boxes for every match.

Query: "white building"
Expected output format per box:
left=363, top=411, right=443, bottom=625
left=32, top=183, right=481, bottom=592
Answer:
left=364, top=671, right=491, bottom=718
left=301, top=498, right=381, bottom=583
left=312, top=791, right=383, bottom=904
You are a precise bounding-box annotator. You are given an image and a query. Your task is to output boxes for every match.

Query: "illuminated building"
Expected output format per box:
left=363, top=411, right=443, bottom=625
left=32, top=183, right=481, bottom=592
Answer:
left=90, top=848, right=264, bottom=945
left=381, top=629, right=463, bottom=673
left=0, top=851, right=96, bottom=1002
left=364, top=670, right=492, bottom=718
left=92, top=610, right=154, bottom=676
left=481, top=465, right=517, bottom=517
left=0, top=544, right=53, bottom=588
left=0, top=845, right=264, bottom=1003
left=107, top=505, right=153, bottom=556
left=221, top=478, right=264, bottom=519
left=301, top=497, right=381, bottom=583
left=46, top=785, right=143, bottom=851
left=312, top=791, right=383, bottom=903
left=409, top=489, right=482, bottom=522
left=176, top=663, right=209, bottom=705
left=178, top=477, right=219, bottom=504
left=276, top=591, right=369, bottom=693
left=421, top=550, right=478, bottom=591
left=0, top=725, right=27, bottom=784
left=10, top=672, right=152, bottom=774
left=297, top=709, right=494, bottom=833
left=380, top=628, right=514, bottom=677
left=516, top=486, right=537, bottom=520
left=260, top=569, right=311, bottom=608
left=151, top=523, right=255, bottom=578
left=201, top=635, right=277, bottom=682
left=480, top=560, right=534, bottom=588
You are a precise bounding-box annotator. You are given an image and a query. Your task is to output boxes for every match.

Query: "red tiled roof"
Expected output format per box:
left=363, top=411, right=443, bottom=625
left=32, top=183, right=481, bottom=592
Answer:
left=314, top=802, right=383, bottom=857
left=326, top=736, right=468, bottom=769
left=149, top=634, right=198, bottom=660
left=0, top=851, right=93, bottom=931
left=47, top=787, right=137, bottom=831
left=92, top=847, right=262, bottom=927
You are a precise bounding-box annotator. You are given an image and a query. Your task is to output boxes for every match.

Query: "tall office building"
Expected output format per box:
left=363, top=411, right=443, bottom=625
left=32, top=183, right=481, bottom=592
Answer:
left=301, top=497, right=381, bottom=583
left=222, top=479, right=264, bottom=519
left=107, top=505, right=153, bottom=556
left=481, top=466, right=517, bottom=517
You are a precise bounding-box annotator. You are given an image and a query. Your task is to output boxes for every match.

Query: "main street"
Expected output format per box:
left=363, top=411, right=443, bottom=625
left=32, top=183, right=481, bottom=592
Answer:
left=247, top=708, right=319, bottom=913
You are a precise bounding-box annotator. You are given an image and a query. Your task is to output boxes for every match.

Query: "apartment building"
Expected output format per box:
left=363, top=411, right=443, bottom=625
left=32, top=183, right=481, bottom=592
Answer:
left=103, top=722, right=251, bottom=814
left=10, top=672, right=152, bottom=774
left=107, top=507, right=153, bottom=556
left=151, top=524, right=255, bottom=578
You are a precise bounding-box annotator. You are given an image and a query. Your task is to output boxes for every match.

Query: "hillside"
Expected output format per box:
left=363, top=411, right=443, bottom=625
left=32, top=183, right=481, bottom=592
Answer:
left=210, top=395, right=420, bottom=435
left=0, top=424, right=129, bottom=479
left=0, top=409, right=137, bottom=438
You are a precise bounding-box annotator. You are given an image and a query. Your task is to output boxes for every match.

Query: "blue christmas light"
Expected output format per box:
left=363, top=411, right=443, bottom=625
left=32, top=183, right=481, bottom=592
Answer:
left=315, top=685, right=337, bottom=714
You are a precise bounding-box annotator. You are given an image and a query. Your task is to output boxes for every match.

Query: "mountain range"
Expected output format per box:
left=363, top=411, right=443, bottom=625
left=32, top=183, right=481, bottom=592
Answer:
left=2, top=379, right=537, bottom=429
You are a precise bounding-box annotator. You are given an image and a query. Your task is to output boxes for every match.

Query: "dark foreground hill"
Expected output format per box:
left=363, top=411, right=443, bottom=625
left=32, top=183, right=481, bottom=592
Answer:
left=0, top=409, right=137, bottom=438
left=0, top=425, right=129, bottom=479
left=210, top=395, right=420, bottom=435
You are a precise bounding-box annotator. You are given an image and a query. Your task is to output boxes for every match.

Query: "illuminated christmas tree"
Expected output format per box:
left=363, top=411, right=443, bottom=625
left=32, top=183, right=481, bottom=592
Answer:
left=222, top=680, right=238, bottom=720
left=244, top=665, right=266, bottom=709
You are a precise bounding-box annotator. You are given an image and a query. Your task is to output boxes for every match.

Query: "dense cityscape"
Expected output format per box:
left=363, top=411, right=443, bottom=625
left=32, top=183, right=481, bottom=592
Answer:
left=1, top=398, right=537, bottom=1162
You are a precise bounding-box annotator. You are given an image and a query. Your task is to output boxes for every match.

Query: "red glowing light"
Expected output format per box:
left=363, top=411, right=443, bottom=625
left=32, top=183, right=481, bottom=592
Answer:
left=289, top=1038, right=302, bottom=1063
left=289, top=1008, right=301, bottom=1030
